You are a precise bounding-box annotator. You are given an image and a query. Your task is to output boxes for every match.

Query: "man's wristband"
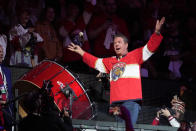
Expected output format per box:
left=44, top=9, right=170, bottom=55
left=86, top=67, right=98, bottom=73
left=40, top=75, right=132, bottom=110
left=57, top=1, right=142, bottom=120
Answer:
left=168, top=115, right=174, bottom=121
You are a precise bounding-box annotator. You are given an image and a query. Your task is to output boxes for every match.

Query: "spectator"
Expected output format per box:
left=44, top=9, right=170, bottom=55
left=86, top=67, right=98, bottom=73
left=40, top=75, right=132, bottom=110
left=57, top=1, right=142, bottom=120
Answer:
left=180, top=15, right=196, bottom=80
left=22, top=0, right=46, bottom=26
left=6, top=0, right=45, bottom=28
left=162, top=16, right=188, bottom=79
left=35, top=5, right=63, bottom=62
left=152, top=95, right=185, bottom=128
left=87, top=0, right=129, bottom=57
left=178, top=82, right=196, bottom=111
left=0, top=36, right=14, bottom=131
left=9, top=9, right=43, bottom=67
left=58, top=0, right=95, bottom=71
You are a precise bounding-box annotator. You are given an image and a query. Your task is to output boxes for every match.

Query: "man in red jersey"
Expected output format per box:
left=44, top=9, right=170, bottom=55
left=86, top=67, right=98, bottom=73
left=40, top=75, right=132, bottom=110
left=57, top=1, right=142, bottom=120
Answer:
left=68, top=17, right=165, bottom=130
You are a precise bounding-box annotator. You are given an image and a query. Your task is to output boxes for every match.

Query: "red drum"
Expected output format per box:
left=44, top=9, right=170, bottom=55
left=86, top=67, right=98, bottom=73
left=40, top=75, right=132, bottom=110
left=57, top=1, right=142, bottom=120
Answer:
left=14, top=60, right=95, bottom=119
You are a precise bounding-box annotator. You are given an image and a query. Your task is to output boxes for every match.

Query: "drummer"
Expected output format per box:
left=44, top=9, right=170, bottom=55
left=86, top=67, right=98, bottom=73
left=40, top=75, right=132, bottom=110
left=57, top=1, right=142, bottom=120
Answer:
left=68, top=17, right=165, bottom=129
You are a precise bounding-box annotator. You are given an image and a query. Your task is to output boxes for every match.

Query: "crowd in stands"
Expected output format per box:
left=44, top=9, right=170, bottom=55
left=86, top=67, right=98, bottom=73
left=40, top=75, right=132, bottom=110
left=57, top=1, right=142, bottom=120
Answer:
left=0, top=0, right=196, bottom=81
left=1, top=0, right=196, bottom=130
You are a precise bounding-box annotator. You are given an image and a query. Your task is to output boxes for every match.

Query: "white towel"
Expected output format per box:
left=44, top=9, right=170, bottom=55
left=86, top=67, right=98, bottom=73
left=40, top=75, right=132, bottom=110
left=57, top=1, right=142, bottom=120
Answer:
left=104, top=27, right=115, bottom=49
left=9, top=24, right=28, bottom=41
left=15, top=24, right=28, bottom=36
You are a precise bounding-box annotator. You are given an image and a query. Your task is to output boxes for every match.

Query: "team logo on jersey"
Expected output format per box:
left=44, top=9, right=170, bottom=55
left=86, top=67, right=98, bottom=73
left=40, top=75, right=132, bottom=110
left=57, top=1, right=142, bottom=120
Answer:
left=111, top=62, right=126, bottom=81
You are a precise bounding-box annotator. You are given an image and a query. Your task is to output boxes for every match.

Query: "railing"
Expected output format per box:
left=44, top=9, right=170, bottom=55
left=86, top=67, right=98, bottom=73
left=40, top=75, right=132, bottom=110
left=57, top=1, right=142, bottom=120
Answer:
left=72, top=119, right=178, bottom=131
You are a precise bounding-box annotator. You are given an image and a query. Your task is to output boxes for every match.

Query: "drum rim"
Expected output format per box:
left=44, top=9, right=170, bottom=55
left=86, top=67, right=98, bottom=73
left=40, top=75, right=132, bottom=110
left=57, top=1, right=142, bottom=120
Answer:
left=14, top=60, right=94, bottom=117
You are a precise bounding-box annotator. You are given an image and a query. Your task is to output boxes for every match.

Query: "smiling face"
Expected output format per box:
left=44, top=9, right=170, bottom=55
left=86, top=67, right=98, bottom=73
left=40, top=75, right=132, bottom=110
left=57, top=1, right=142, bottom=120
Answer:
left=113, top=36, right=128, bottom=57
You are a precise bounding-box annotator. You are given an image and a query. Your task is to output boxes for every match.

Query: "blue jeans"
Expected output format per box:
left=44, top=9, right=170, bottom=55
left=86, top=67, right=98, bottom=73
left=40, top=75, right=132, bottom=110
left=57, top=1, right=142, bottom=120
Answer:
left=122, top=100, right=141, bottom=124
left=117, top=100, right=141, bottom=125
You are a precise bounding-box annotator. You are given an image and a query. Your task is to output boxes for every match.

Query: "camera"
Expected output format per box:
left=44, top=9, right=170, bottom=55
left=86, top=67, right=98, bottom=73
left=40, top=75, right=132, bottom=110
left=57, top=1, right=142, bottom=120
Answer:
left=158, top=105, right=176, bottom=116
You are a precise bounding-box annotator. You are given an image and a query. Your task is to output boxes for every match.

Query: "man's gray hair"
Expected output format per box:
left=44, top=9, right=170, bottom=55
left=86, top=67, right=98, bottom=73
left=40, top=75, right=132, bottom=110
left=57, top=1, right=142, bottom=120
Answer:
left=114, top=33, right=128, bottom=44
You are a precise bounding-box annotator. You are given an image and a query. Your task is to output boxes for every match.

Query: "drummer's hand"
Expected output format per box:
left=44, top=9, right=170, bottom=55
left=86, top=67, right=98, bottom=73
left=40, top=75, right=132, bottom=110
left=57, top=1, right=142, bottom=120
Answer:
left=67, top=43, right=85, bottom=56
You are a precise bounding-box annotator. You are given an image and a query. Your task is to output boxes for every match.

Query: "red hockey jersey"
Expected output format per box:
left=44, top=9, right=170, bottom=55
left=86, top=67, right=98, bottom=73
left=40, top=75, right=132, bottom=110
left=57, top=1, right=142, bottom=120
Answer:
left=83, top=33, right=163, bottom=104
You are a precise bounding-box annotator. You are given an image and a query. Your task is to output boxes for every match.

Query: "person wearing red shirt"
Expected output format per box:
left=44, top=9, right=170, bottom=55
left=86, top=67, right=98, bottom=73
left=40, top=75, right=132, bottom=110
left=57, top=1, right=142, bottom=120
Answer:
left=87, top=0, right=130, bottom=57
left=59, top=1, right=94, bottom=61
left=58, top=0, right=95, bottom=71
left=68, top=17, right=165, bottom=130
left=152, top=95, right=185, bottom=128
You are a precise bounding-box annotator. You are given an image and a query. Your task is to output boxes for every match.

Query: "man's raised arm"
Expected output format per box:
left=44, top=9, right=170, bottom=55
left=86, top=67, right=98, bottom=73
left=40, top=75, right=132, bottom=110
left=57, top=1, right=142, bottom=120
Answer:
left=67, top=42, right=107, bottom=73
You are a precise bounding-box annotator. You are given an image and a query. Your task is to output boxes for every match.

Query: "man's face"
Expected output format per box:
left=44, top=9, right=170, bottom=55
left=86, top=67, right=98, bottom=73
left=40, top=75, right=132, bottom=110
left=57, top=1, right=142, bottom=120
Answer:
left=46, top=7, right=55, bottom=22
left=0, top=46, right=4, bottom=64
left=105, top=0, right=117, bottom=14
left=113, top=37, right=128, bottom=57
left=68, top=4, right=79, bottom=19
left=20, top=11, right=30, bottom=25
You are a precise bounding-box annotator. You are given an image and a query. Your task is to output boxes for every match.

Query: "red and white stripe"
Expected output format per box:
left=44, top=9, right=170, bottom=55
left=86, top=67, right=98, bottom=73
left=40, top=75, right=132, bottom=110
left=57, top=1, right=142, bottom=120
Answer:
left=142, top=44, right=154, bottom=61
